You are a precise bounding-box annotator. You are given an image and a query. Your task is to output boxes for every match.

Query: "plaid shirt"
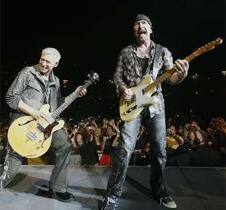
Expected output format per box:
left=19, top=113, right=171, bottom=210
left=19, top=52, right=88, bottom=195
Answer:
left=113, top=42, right=174, bottom=117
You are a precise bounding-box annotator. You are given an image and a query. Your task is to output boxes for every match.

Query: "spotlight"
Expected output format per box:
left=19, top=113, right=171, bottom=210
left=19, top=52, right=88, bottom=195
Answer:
left=220, top=71, right=226, bottom=76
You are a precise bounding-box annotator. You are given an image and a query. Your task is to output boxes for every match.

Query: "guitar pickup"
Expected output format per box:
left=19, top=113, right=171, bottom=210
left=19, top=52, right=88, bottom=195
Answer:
left=37, top=123, right=45, bottom=132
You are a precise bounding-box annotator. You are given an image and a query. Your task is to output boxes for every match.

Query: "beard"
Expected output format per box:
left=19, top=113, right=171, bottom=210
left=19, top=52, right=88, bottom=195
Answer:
left=136, top=33, right=149, bottom=44
left=134, top=28, right=150, bottom=44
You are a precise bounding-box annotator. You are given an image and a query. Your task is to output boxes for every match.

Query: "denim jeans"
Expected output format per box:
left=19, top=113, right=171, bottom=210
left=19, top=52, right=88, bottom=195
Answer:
left=106, top=109, right=167, bottom=198
left=0, top=129, right=71, bottom=193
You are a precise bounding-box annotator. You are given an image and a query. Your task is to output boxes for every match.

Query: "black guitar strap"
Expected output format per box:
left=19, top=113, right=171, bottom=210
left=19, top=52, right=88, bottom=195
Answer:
left=144, top=44, right=163, bottom=77
left=151, top=44, right=164, bottom=80
left=43, top=81, right=50, bottom=104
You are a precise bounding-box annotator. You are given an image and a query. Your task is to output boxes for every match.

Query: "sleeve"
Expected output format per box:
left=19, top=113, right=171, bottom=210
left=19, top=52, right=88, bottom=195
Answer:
left=5, top=68, right=29, bottom=111
left=162, top=47, right=174, bottom=70
left=162, top=47, right=176, bottom=85
left=113, top=49, right=127, bottom=95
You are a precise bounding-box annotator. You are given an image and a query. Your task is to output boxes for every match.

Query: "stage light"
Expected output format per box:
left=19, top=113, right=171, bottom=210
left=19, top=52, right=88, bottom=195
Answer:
left=220, top=71, right=226, bottom=76
left=191, top=74, right=199, bottom=80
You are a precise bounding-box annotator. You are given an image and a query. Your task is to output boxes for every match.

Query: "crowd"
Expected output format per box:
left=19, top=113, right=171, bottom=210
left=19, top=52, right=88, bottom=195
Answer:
left=0, top=115, right=225, bottom=167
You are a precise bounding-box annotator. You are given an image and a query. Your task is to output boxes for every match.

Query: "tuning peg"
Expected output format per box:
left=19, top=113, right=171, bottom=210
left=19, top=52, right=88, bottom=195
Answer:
left=87, top=71, right=100, bottom=84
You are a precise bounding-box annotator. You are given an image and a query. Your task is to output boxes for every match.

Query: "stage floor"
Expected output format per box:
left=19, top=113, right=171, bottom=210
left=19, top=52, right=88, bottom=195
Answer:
left=0, top=166, right=225, bottom=210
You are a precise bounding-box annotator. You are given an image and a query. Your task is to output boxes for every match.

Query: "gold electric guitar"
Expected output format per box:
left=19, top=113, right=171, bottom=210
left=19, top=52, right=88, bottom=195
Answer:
left=119, top=38, right=223, bottom=121
left=8, top=72, right=99, bottom=158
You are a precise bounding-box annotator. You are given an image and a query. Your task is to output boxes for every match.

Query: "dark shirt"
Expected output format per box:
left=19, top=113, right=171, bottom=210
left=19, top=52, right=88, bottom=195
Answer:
left=136, top=57, right=149, bottom=75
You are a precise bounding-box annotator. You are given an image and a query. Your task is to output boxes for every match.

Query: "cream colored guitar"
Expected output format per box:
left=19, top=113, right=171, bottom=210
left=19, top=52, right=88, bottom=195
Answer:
left=8, top=72, right=99, bottom=158
left=119, top=38, right=223, bottom=121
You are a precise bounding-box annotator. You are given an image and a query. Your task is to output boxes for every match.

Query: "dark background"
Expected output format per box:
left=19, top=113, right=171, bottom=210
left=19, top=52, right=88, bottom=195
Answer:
left=0, top=0, right=225, bottom=125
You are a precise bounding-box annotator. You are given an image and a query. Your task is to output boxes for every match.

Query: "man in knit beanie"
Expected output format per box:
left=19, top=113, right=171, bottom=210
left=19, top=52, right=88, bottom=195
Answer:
left=134, top=14, right=152, bottom=29
left=101, top=13, right=189, bottom=210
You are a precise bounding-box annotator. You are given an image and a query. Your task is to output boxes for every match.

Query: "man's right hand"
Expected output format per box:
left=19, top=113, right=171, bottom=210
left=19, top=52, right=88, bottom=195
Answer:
left=122, top=88, right=133, bottom=101
left=18, top=100, right=47, bottom=121
left=31, top=110, right=47, bottom=121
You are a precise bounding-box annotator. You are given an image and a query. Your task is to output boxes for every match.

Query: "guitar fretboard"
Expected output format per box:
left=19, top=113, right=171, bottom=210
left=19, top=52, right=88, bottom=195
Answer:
left=144, top=38, right=223, bottom=94
left=51, top=81, right=92, bottom=119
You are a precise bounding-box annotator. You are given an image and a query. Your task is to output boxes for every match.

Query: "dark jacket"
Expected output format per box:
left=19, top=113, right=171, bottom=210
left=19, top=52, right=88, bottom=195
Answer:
left=5, top=65, right=61, bottom=121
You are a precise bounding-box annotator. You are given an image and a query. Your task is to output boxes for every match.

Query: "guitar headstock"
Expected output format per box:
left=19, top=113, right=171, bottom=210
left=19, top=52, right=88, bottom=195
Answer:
left=87, top=71, right=99, bottom=84
left=193, top=38, right=223, bottom=57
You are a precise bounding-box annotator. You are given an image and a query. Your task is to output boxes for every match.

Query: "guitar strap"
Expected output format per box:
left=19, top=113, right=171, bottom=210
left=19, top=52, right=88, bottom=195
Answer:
left=144, top=44, right=162, bottom=76
left=150, top=44, right=164, bottom=80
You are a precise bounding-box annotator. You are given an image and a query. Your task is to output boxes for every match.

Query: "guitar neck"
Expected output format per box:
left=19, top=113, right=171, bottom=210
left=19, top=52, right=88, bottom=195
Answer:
left=51, top=81, right=92, bottom=119
left=146, top=69, right=174, bottom=93
left=146, top=50, right=201, bottom=91
left=145, top=37, right=223, bottom=94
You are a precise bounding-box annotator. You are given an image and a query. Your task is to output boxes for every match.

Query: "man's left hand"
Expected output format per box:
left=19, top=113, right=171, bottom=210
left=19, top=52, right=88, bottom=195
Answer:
left=76, top=86, right=87, bottom=97
left=174, top=59, right=189, bottom=78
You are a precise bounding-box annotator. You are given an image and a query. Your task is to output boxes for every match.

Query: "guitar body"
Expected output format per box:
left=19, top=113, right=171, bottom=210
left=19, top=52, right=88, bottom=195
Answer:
left=119, top=74, right=157, bottom=122
left=8, top=104, right=64, bottom=158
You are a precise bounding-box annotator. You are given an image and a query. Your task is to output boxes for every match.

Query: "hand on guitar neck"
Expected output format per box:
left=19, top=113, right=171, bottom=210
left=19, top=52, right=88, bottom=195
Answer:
left=170, top=59, right=189, bottom=84
left=75, top=85, right=87, bottom=97
left=65, top=85, right=87, bottom=101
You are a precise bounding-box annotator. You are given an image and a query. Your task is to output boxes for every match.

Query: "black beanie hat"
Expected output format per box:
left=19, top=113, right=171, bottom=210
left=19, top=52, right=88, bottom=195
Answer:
left=134, top=14, right=152, bottom=28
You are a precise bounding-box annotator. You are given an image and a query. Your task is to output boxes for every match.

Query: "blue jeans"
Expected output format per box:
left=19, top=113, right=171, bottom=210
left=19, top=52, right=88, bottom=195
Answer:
left=106, top=109, right=167, bottom=198
left=0, top=129, right=71, bottom=193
